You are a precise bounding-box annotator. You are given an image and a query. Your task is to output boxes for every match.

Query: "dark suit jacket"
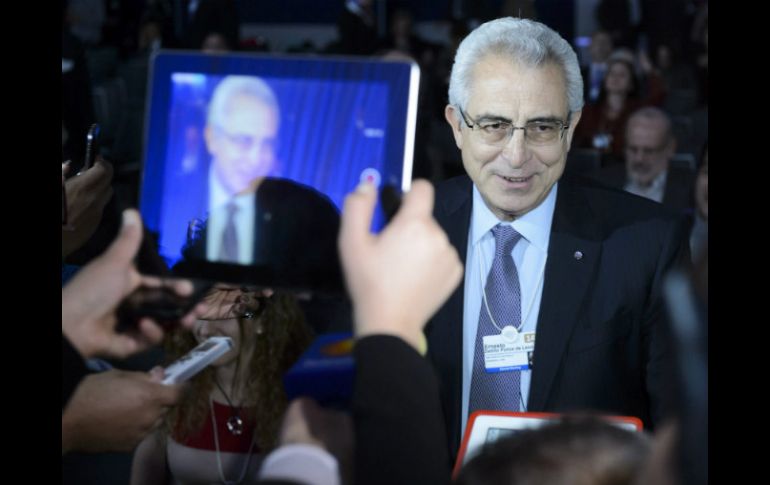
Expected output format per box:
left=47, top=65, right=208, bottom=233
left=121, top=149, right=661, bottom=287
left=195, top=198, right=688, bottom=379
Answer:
left=425, top=174, right=690, bottom=460
left=590, top=163, right=695, bottom=213
left=181, top=178, right=343, bottom=291
left=353, top=336, right=451, bottom=485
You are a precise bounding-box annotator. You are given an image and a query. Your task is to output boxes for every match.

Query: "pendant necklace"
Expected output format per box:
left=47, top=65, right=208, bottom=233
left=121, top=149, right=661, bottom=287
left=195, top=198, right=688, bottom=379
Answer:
left=214, top=377, right=244, bottom=436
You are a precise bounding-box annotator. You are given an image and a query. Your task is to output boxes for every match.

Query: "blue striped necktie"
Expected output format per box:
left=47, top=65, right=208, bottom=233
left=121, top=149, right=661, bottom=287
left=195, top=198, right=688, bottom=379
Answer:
left=469, top=224, right=524, bottom=414
left=219, top=201, right=239, bottom=262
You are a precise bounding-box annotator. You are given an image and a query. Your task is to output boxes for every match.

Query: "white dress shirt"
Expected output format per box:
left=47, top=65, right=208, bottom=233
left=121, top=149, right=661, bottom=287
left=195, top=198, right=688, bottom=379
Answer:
left=460, top=183, right=557, bottom=438
left=625, top=170, right=667, bottom=203
left=206, top=167, right=256, bottom=264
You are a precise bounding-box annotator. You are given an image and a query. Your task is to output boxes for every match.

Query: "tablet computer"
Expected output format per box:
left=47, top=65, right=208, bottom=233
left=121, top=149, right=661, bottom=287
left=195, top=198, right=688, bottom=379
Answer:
left=454, top=411, right=643, bottom=476
left=138, top=50, right=420, bottom=293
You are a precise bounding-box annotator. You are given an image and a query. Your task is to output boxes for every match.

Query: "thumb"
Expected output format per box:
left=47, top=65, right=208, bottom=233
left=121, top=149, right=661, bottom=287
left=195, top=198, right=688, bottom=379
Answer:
left=102, top=209, right=144, bottom=265
left=339, top=182, right=377, bottom=255
left=148, top=366, right=166, bottom=383
left=391, top=179, right=434, bottom=223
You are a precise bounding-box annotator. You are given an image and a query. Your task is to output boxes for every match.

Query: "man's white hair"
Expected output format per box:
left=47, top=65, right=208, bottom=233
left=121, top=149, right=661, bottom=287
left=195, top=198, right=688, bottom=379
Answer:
left=448, top=17, right=584, bottom=120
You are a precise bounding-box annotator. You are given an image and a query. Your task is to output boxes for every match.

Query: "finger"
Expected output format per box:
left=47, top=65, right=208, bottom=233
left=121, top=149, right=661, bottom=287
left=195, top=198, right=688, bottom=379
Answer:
left=105, top=335, right=141, bottom=359
left=137, top=276, right=194, bottom=294
left=102, top=209, right=144, bottom=265
left=179, top=301, right=209, bottom=329
left=156, top=383, right=183, bottom=406
left=167, top=278, right=194, bottom=296
left=74, top=159, right=113, bottom=194
left=137, top=319, right=165, bottom=345
left=148, top=366, right=165, bottom=382
left=84, top=159, right=114, bottom=189
left=95, top=185, right=114, bottom=210
left=392, top=179, right=434, bottom=222
left=339, top=182, right=377, bottom=252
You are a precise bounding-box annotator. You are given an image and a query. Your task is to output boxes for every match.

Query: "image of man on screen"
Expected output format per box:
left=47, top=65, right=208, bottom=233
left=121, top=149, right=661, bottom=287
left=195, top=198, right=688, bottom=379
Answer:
left=176, top=75, right=342, bottom=292
left=201, top=75, right=280, bottom=265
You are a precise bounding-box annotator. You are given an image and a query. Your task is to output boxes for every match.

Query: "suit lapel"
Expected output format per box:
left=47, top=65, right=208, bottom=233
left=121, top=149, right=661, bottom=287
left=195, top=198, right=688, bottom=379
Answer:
left=527, top=179, right=602, bottom=411
left=428, top=176, right=472, bottom=450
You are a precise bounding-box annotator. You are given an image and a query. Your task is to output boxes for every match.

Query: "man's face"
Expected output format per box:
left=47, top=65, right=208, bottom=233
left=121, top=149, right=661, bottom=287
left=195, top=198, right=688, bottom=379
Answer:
left=624, top=118, right=674, bottom=187
left=445, top=56, right=580, bottom=221
left=604, top=61, right=633, bottom=94
left=590, top=32, right=612, bottom=63
left=205, top=94, right=278, bottom=195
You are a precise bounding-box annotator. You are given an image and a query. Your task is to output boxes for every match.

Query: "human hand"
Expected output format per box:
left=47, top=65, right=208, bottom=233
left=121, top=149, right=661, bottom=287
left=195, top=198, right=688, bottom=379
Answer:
left=62, top=157, right=114, bottom=258
left=61, top=369, right=183, bottom=454
left=279, top=398, right=353, bottom=482
left=62, top=209, right=207, bottom=359
left=338, top=179, right=463, bottom=352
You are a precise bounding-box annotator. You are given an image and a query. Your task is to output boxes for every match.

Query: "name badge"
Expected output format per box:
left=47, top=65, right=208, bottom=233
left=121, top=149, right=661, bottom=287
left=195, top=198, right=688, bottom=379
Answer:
left=482, top=327, right=535, bottom=373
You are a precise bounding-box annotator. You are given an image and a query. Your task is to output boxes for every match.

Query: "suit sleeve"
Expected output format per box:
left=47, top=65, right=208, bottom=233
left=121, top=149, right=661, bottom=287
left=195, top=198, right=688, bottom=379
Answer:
left=353, top=335, right=452, bottom=485
left=644, top=215, right=692, bottom=426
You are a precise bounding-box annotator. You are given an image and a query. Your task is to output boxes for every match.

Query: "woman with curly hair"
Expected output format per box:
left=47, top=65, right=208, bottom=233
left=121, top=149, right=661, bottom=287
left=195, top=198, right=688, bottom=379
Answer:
left=131, top=284, right=313, bottom=485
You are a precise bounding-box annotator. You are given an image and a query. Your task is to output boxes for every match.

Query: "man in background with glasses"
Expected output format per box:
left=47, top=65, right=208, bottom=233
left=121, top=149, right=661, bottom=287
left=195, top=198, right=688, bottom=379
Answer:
left=424, top=17, right=691, bottom=464
left=591, top=106, right=695, bottom=212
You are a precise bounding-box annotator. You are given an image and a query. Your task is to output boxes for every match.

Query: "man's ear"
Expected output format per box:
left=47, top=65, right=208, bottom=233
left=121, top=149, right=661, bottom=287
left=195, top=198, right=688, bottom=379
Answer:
left=444, top=104, right=465, bottom=149
left=203, top=125, right=216, bottom=154
left=564, top=109, right=582, bottom=150
left=664, top=135, right=677, bottom=161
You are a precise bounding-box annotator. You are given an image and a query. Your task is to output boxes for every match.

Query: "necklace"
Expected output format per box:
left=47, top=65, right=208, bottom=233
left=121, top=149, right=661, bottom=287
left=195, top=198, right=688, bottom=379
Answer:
left=209, top=395, right=256, bottom=485
left=214, top=378, right=244, bottom=435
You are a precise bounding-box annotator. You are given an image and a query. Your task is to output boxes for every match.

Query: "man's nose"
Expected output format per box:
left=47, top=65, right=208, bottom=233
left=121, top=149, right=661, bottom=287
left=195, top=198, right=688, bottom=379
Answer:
left=500, top=129, right=528, bottom=168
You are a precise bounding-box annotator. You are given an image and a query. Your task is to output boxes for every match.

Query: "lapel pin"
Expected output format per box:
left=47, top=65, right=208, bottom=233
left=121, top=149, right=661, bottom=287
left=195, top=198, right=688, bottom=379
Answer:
left=573, top=251, right=583, bottom=261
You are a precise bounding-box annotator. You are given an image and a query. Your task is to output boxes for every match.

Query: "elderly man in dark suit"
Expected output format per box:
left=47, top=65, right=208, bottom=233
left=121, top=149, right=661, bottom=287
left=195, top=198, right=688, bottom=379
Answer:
left=426, top=17, right=689, bottom=463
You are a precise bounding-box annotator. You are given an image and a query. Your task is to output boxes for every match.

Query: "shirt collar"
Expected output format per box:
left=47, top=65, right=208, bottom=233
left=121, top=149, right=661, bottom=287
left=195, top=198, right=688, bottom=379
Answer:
left=625, top=169, right=668, bottom=200
left=209, top=165, right=254, bottom=212
left=470, top=182, right=557, bottom=253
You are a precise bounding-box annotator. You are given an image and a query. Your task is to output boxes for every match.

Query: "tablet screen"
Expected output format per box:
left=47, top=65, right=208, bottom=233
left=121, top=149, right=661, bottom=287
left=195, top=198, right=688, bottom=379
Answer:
left=455, top=411, right=643, bottom=475
left=138, top=51, right=420, bottom=292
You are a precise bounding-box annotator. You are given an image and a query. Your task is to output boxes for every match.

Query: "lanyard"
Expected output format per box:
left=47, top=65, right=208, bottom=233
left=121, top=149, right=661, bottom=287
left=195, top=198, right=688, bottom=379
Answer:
left=477, top=232, right=546, bottom=334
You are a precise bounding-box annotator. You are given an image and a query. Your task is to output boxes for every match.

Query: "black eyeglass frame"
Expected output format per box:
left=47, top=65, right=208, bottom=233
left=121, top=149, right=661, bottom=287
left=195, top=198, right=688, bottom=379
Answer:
left=456, top=106, right=571, bottom=145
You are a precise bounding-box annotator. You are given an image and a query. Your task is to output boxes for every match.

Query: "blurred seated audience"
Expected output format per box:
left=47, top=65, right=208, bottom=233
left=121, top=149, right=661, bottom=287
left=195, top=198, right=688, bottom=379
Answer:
left=575, top=52, right=665, bottom=163
left=581, top=30, right=614, bottom=103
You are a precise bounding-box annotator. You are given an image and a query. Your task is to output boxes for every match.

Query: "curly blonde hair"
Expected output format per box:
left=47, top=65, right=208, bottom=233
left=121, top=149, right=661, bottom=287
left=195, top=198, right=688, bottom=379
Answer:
left=164, top=288, right=313, bottom=451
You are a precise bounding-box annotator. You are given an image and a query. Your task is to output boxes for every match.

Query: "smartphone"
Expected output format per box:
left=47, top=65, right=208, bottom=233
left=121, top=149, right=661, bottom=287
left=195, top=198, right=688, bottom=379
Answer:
left=161, top=336, right=233, bottom=385
left=115, top=278, right=213, bottom=332
left=83, top=123, right=100, bottom=171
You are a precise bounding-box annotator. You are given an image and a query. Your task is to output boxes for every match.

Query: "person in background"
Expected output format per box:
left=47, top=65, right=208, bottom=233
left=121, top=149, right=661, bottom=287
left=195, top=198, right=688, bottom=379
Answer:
left=590, top=107, right=694, bottom=212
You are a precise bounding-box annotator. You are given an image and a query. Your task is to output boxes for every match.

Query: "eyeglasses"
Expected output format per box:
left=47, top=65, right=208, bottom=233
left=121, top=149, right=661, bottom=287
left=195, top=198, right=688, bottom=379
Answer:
left=215, top=126, right=275, bottom=153
left=457, top=107, right=570, bottom=147
left=624, top=145, right=666, bottom=158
